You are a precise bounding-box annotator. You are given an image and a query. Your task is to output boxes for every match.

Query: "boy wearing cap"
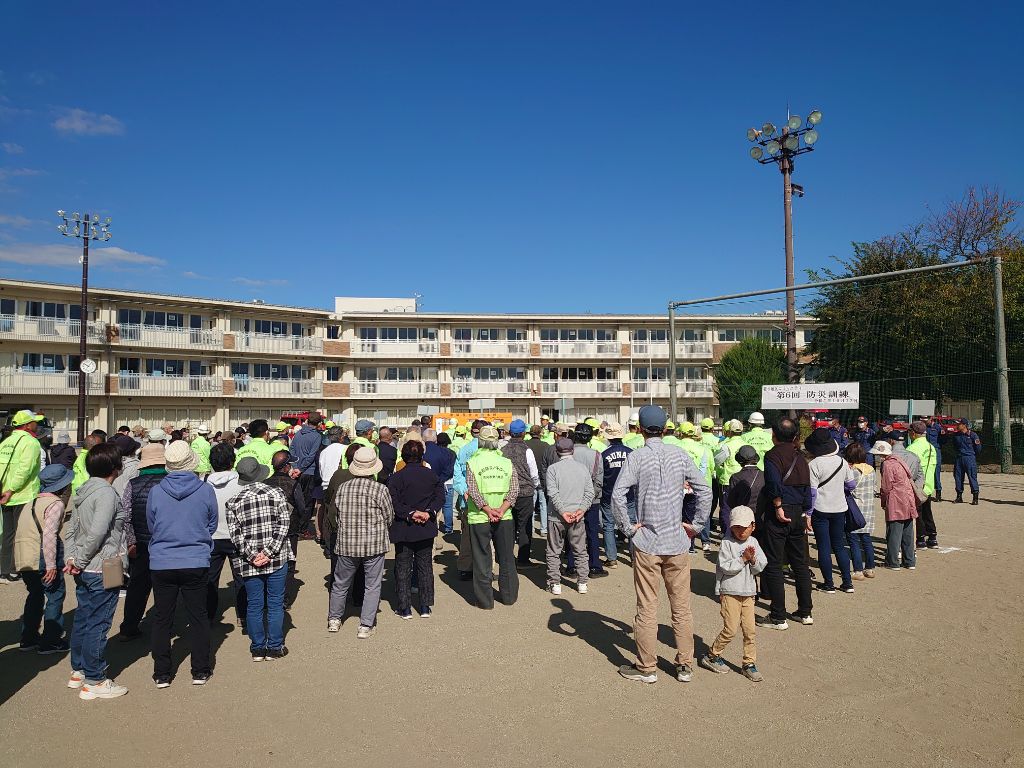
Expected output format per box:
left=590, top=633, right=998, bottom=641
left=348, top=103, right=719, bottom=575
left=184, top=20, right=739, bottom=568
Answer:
left=699, top=506, right=766, bottom=682
left=0, top=410, right=45, bottom=582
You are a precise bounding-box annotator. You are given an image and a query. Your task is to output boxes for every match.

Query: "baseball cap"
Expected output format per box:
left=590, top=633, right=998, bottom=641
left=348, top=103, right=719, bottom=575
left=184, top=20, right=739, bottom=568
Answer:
left=11, top=410, right=45, bottom=427
left=555, top=437, right=575, bottom=454
left=680, top=421, right=696, bottom=436
left=736, top=445, right=759, bottom=464
left=479, top=425, right=499, bottom=442
left=274, top=421, right=289, bottom=432
left=700, top=417, right=715, bottom=430
left=355, top=419, right=375, bottom=432
left=727, top=419, right=744, bottom=433
left=665, top=420, right=676, bottom=431
left=911, top=420, right=927, bottom=435
left=730, top=506, right=755, bottom=528
left=509, top=419, right=527, bottom=435
left=638, top=405, right=667, bottom=430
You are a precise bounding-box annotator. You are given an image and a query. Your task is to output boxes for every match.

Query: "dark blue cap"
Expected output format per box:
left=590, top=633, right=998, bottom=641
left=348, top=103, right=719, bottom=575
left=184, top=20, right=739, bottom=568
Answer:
left=638, top=405, right=667, bottom=429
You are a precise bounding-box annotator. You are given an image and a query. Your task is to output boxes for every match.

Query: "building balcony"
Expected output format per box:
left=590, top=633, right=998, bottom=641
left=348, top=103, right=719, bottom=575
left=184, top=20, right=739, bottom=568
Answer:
left=452, top=340, right=530, bottom=357
left=0, top=370, right=104, bottom=396
left=231, top=378, right=322, bottom=397
left=629, top=341, right=713, bottom=358
left=353, top=380, right=440, bottom=397
left=538, top=341, right=621, bottom=358
left=539, top=380, right=622, bottom=396
left=351, top=339, right=440, bottom=356
left=452, top=379, right=532, bottom=397
left=118, top=373, right=221, bottom=396
left=231, top=333, right=323, bottom=355
left=115, top=324, right=223, bottom=350
left=0, top=315, right=104, bottom=344
left=631, top=380, right=714, bottom=397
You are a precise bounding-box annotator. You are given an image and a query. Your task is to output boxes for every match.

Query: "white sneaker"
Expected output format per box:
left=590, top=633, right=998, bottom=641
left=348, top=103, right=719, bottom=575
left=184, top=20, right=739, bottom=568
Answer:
left=79, top=679, right=128, bottom=700
left=548, top=583, right=562, bottom=595
left=327, top=618, right=341, bottom=633
left=577, top=582, right=588, bottom=594
left=67, top=670, right=85, bottom=689
left=356, top=625, right=374, bottom=640
left=702, top=541, right=711, bottom=552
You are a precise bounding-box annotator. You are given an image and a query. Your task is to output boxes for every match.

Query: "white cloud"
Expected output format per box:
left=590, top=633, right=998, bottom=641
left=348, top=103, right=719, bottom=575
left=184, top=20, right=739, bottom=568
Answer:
left=183, top=270, right=213, bottom=280
left=1, top=142, right=24, bottom=154
left=53, top=108, right=124, bottom=136
left=0, top=214, right=33, bottom=228
left=0, top=167, right=43, bottom=181
left=0, top=242, right=164, bottom=269
left=27, top=71, right=55, bottom=87
left=232, top=276, right=289, bottom=287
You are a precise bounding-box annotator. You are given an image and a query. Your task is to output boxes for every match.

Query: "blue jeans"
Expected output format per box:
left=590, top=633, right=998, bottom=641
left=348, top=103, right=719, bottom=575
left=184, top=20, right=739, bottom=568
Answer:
left=70, top=571, right=120, bottom=682
left=931, top=449, right=942, bottom=493
left=535, top=489, right=548, bottom=531
left=441, top=485, right=455, bottom=533
left=848, top=532, right=876, bottom=572
left=567, top=504, right=603, bottom=571
left=21, top=541, right=66, bottom=646
left=600, top=499, right=637, bottom=561
left=243, top=564, right=287, bottom=652
left=811, top=511, right=853, bottom=589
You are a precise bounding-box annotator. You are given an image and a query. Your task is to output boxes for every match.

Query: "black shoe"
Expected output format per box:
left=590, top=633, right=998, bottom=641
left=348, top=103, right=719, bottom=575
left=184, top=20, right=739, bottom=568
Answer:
left=458, top=570, right=472, bottom=582
left=927, top=538, right=938, bottom=549
left=191, top=671, right=213, bottom=685
left=118, top=629, right=142, bottom=642
left=588, top=568, right=610, bottom=579
left=971, top=494, right=979, bottom=505
left=38, top=638, right=70, bottom=655
left=935, top=492, right=942, bottom=502
left=916, top=539, right=926, bottom=549
left=154, top=676, right=172, bottom=689
left=251, top=649, right=267, bottom=662
left=18, top=640, right=39, bottom=652
left=954, top=495, right=963, bottom=504
left=265, top=646, right=289, bottom=660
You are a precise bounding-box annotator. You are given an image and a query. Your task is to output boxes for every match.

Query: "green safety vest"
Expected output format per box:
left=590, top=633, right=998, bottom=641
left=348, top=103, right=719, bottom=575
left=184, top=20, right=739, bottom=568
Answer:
left=0, top=429, right=41, bottom=505
left=623, top=432, right=645, bottom=450
left=700, top=432, right=721, bottom=457
left=743, top=427, right=774, bottom=471
left=907, top=437, right=938, bottom=497
left=233, top=438, right=278, bottom=471
left=72, top=450, right=89, bottom=495
left=662, top=435, right=684, bottom=449
left=450, top=437, right=467, bottom=454
left=341, top=436, right=377, bottom=469
left=466, top=449, right=514, bottom=525
left=681, top=439, right=714, bottom=486
left=540, top=432, right=555, bottom=445
left=589, top=437, right=608, bottom=453
left=191, top=435, right=212, bottom=474
left=716, top=435, right=747, bottom=485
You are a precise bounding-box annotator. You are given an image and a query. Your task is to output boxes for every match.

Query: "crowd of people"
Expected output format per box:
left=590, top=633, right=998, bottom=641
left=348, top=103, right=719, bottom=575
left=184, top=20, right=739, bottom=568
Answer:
left=0, top=403, right=980, bottom=698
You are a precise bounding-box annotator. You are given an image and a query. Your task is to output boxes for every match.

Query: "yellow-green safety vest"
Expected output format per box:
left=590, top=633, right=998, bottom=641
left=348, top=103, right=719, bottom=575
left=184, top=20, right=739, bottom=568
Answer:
left=466, top=449, right=514, bottom=525
left=742, top=427, right=774, bottom=471
left=716, top=435, right=747, bottom=485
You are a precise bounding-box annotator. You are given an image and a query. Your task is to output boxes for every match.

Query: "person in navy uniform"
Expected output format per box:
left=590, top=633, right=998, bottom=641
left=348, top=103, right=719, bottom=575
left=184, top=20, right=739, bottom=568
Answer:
left=925, top=416, right=945, bottom=501
left=952, top=419, right=981, bottom=505
left=852, top=416, right=876, bottom=467
left=827, top=417, right=850, bottom=453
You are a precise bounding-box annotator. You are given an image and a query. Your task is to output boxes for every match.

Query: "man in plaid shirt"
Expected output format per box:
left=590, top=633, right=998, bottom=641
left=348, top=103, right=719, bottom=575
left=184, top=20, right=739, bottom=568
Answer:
left=226, top=457, right=292, bottom=661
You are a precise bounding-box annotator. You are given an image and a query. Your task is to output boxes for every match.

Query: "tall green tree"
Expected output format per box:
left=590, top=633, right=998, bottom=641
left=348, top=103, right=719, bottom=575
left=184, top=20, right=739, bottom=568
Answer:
left=715, top=337, right=786, bottom=422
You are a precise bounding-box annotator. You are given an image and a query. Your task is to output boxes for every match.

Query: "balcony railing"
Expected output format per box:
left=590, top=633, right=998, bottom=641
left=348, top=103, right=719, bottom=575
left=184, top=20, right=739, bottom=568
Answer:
left=231, top=378, right=322, bottom=397
left=631, top=380, right=714, bottom=397
left=116, top=324, right=223, bottom=349
left=629, top=341, right=713, bottom=358
left=354, top=380, right=440, bottom=396
left=452, top=340, right=530, bottom=357
left=353, top=339, right=440, bottom=356
left=233, top=333, right=323, bottom=354
left=0, top=315, right=103, bottom=343
left=540, top=380, right=622, bottom=395
left=118, top=373, right=221, bottom=396
left=0, top=370, right=103, bottom=396
left=452, top=379, right=532, bottom=396
left=538, top=341, right=621, bottom=358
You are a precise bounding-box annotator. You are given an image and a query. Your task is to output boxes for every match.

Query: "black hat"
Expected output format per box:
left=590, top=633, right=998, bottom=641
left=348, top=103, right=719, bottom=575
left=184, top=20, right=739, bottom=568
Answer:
left=736, top=445, right=759, bottom=465
left=804, top=427, right=838, bottom=458
left=573, top=423, right=593, bottom=443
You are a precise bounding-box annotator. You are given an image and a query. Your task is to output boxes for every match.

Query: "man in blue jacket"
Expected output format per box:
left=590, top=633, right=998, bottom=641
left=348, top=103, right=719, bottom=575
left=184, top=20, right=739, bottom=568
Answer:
left=289, top=413, right=323, bottom=538
left=952, top=419, right=981, bottom=505
left=146, top=441, right=218, bottom=687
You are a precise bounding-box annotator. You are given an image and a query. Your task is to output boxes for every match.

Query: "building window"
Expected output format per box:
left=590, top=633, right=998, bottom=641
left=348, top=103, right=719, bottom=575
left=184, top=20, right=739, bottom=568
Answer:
left=0, top=298, right=14, bottom=317
left=327, top=366, right=341, bottom=381
left=25, top=301, right=66, bottom=319
left=507, top=329, right=527, bottom=340
left=596, top=329, right=616, bottom=341
left=717, top=328, right=751, bottom=342
left=679, top=329, right=706, bottom=342
left=755, top=328, right=785, bottom=343
left=231, top=363, right=250, bottom=377
left=143, top=311, right=184, bottom=329
left=118, top=308, right=142, bottom=325
left=540, top=329, right=559, bottom=342
left=327, top=325, right=340, bottom=339
left=803, top=329, right=816, bottom=343
left=145, top=359, right=184, bottom=377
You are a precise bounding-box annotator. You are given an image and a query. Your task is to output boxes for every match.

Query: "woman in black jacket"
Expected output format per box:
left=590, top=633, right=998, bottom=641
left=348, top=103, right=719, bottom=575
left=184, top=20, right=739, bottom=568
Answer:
left=387, top=441, right=444, bottom=619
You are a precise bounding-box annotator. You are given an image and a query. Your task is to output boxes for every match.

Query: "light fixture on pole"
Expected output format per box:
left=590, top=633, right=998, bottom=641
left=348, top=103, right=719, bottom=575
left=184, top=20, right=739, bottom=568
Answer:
left=57, top=210, right=111, bottom=443
left=744, top=109, right=822, bottom=390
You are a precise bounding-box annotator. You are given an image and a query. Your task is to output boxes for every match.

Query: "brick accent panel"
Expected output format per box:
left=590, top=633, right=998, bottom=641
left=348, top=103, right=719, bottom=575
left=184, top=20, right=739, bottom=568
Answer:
left=712, top=343, right=732, bottom=364
left=106, top=375, right=118, bottom=395
left=223, top=333, right=236, bottom=351
left=622, top=382, right=632, bottom=397
left=440, top=342, right=451, bottom=357
left=106, top=325, right=120, bottom=344
left=324, top=340, right=346, bottom=357
left=440, top=383, right=452, bottom=397
left=620, top=343, right=630, bottom=357
left=222, top=379, right=235, bottom=396
left=324, top=382, right=348, bottom=398
left=530, top=343, right=541, bottom=357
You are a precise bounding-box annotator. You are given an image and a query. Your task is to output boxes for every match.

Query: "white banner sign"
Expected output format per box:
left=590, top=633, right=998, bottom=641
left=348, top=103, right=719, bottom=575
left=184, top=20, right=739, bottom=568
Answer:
left=761, top=382, right=860, bottom=409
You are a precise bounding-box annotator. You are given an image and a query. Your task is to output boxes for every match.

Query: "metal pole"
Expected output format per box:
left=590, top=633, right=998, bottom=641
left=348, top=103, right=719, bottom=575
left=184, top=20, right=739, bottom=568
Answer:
left=781, top=143, right=798, bottom=386
left=77, top=215, right=90, bottom=444
left=992, top=253, right=1012, bottom=472
left=668, top=304, right=677, bottom=421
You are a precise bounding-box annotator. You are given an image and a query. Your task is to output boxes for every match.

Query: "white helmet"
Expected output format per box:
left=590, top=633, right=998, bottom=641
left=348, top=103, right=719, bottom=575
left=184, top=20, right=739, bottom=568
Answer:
left=628, top=409, right=640, bottom=426
left=748, top=411, right=765, bottom=426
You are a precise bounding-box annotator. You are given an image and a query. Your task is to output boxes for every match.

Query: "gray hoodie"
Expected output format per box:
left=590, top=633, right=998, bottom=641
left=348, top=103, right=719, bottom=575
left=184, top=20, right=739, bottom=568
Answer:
left=206, top=470, right=241, bottom=540
left=715, top=534, right=767, bottom=597
left=64, top=477, right=127, bottom=573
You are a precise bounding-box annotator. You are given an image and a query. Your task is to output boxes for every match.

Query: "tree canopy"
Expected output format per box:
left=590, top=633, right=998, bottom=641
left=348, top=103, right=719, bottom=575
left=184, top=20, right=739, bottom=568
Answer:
left=715, top=337, right=786, bottom=422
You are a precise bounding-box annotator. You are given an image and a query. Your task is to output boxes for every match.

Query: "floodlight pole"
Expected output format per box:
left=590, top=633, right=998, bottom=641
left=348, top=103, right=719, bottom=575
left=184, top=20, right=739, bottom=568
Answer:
left=78, top=222, right=90, bottom=444
left=781, top=134, right=798, bottom=388
left=992, top=252, right=1012, bottom=472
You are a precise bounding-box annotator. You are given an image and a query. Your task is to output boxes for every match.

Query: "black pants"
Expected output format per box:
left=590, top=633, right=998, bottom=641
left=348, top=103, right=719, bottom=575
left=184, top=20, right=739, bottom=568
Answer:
left=151, top=567, right=212, bottom=679
left=469, top=520, right=519, bottom=609
left=120, top=541, right=153, bottom=635
left=511, top=494, right=535, bottom=562
left=207, top=539, right=247, bottom=621
left=566, top=504, right=603, bottom=571
left=916, top=500, right=938, bottom=540
left=711, top=477, right=721, bottom=519
left=394, top=539, right=434, bottom=612
left=761, top=507, right=813, bottom=622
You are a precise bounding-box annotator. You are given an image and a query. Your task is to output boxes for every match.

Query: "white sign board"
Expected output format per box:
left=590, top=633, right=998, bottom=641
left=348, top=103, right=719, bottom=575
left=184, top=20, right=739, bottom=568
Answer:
left=468, top=398, right=495, bottom=411
left=761, top=382, right=860, bottom=409
left=888, top=399, right=935, bottom=418
left=416, top=405, right=440, bottom=416
left=554, top=397, right=575, bottom=411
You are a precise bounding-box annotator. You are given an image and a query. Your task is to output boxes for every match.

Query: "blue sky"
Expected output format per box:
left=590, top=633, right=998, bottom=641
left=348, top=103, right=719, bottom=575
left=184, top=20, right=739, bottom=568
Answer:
left=1, top=1, right=1021, bottom=314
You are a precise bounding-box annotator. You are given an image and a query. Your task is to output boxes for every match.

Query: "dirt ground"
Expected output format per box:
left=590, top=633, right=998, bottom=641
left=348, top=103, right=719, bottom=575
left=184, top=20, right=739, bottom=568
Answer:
left=2, top=472, right=1022, bottom=768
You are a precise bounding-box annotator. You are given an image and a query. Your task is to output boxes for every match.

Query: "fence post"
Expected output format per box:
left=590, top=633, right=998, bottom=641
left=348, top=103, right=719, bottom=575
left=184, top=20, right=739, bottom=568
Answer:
left=992, top=253, right=1013, bottom=472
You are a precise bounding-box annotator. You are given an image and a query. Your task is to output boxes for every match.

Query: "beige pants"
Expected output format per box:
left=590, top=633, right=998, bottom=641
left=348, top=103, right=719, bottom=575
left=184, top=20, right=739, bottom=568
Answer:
left=632, top=549, right=694, bottom=673
left=710, top=594, right=756, bottom=665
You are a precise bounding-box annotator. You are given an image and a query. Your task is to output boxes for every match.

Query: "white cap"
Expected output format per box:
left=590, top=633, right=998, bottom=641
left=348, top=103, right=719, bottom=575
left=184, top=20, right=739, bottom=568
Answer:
left=628, top=409, right=640, bottom=426
left=195, top=424, right=210, bottom=434
left=748, top=411, right=765, bottom=426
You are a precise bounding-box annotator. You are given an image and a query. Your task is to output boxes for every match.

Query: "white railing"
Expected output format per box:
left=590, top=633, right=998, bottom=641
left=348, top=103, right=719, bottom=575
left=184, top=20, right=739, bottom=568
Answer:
left=116, top=324, right=223, bottom=349
left=118, top=373, right=221, bottom=396
left=452, top=379, right=532, bottom=396
left=0, top=315, right=103, bottom=343
left=354, top=380, right=440, bottom=396
left=540, top=380, right=622, bottom=395
left=452, top=340, right=530, bottom=357
left=0, top=370, right=103, bottom=396
left=538, top=341, right=621, bottom=358
left=231, top=378, right=322, bottom=396
left=353, top=339, right=440, bottom=356
left=629, top=341, right=713, bottom=358
left=631, top=380, right=714, bottom=397
left=233, top=333, right=323, bottom=354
